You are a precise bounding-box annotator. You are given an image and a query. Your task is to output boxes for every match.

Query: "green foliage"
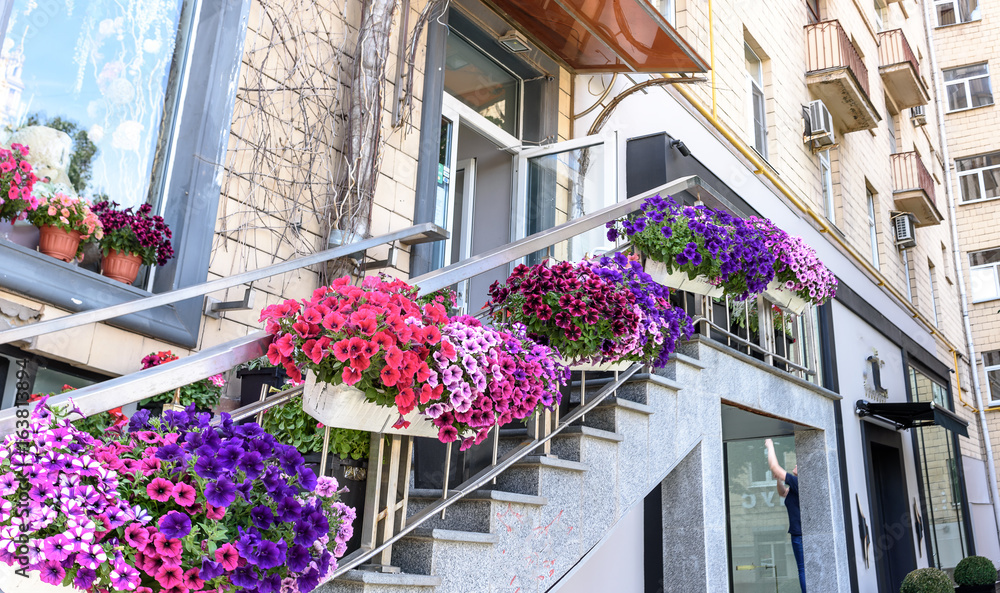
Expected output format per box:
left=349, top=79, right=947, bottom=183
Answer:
left=24, top=114, right=98, bottom=194
left=900, top=568, right=954, bottom=593
left=139, top=380, right=222, bottom=411
left=260, top=393, right=370, bottom=460
left=727, top=299, right=794, bottom=338
left=955, top=556, right=998, bottom=587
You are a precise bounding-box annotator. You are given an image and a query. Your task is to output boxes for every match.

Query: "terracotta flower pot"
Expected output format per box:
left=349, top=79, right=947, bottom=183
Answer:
left=102, top=249, right=143, bottom=284
left=37, top=225, right=81, bottom=262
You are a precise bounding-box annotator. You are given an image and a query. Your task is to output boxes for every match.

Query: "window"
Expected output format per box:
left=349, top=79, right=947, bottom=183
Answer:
left=655, top=0, right=676, bottom=26
left=444, top=32, right=521, bottom=138
left=820, top=150, right=835, bottom=222
left=806, top=0, right=821, bottom=23
left=928, top=261, right=938, bottom=325
left=874, top=0, right=889, bottom=32
left=983, top=350, right=1000, bottom=404
left=909, top=366, right=971, bottom=569
left=969, top=247, right=1000, bottom=302
left=944, top=63, right=994, bottom=112
left=956, top=152, right=1000, bottom=202
left=745, top=43, right=767, bottom=159
left=867, top=189, right=881, bottom=269
left=887, top=114, right=898, bottom=154
left=0, top=0, right=188, bottom=210
left=935, top=0, right=981, bottom=26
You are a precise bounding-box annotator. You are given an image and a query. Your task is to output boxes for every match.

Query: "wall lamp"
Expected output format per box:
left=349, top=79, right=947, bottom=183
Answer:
left=667, top=135, right=692, bottom=157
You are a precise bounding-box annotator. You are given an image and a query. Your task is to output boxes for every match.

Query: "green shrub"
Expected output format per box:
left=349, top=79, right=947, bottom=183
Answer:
left=955, top=556, right=998, bottom=587
left=260, top=393, right=370, bottom=459
left=900, top=568, right=953, bottom=593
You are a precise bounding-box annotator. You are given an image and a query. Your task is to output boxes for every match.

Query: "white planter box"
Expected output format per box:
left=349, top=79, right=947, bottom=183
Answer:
left=302, top=374, right=440, bottom=438
left=557, top=357, right=632, bottom=373
left=0, top=563, right=63, bottom=593
left=644, top=259, right=723, bottom=298
left=764, top=279, right=809, bottom=315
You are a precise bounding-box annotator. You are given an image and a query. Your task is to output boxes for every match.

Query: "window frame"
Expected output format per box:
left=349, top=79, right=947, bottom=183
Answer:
left=944, top=63, right=994, bottom=113
left=928, top=262, right=939, bottom=326
left=983, top=350, right=1000, bottom=405
left=957, top=152, right=1000, bottom=204
left=745, top=43, right=768, bottom=160
left=867, top=188, right=880, bottom=269
left=968, top=247, right=1000, bottom=303
left=0, top=0, right=251, bottom=348
left=934, top=0, right=981, bottom=27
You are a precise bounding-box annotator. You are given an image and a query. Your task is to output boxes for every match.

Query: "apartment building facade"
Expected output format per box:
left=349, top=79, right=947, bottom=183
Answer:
left=0, top=0, right=997, bottom=592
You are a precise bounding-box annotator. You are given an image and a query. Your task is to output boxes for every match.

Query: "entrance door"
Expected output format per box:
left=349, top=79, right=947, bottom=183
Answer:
left=864, top=425, right=916, bottom=593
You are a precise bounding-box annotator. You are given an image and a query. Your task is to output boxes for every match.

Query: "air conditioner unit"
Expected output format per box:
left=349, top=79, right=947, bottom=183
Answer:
left=910, top=105, right=927, bottom=127
left=893, top=213, right=917, bottom=248
left=807, top=100, right=836, bottom=146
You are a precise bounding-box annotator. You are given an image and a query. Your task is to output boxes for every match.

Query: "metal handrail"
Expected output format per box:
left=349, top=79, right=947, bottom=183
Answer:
left=326, top=362, right=642, bottom=580
left=0, top=223, right=447, bottom=346
left=695, top=316, right=814, bottom=376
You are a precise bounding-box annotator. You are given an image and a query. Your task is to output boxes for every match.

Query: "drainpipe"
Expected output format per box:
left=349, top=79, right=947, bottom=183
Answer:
left=921, top=0, right=1000, bottom=535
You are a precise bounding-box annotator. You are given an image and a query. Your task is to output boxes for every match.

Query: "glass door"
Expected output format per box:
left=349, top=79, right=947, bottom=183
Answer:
left=725, top=436, right=800, bottom=593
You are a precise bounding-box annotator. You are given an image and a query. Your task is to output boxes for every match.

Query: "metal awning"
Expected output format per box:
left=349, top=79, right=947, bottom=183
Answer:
left=856, top=400, right=969, bottom=437
left=483, top=0, right=709, bottom=74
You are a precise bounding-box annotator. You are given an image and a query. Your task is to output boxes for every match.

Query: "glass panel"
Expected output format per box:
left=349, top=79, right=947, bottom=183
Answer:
left=444, top=34, right=519, bottom=138
left=726, top=436, right=799, bottom=593
left=32, top=366, right=96, bottom=397
left=961, top=0, right=981, bottom=22
left=450, top=168, right=466, bottom=266
left=910, top=367, right=969, bottom=570
left=958, top=173, right=982, bottom=201
left=432, top=118, right=454, bottom=270
left=983, top=167, right=1000, bottom=199
left=752, top=87, right=767, bottom=157
left=947, top=82, right=969, bottom=110
left=745, top=44, right=763, bottom=85
left=983, top=349, right=1000, bottom=367
left=969, top=266, right=999, bottom=301
left=969, top=76, right=994, bottom=107
left=0, top=0, right=186, bottom=208
left=937, top=2, right=958, bottom=25
left=525, top=143, right=606, bottom=264
left=945, top=63, right=990, bottom=81
left=957, top=152, right=1000, bottom=171
left=969, top=247, right=1000, bottom=266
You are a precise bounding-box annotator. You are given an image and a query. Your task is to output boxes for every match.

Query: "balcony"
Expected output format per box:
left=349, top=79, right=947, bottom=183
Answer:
left=891, top=152, right=943, bottom=227
left=805, top=20, right=880, bottom=132
left=877, top=29, right=929, bottom=110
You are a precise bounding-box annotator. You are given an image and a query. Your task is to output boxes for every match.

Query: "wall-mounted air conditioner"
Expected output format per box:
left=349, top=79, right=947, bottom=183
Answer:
left=893, top=213, right=917, bottom=248
left=806, top=100, right=836, bottom=146
left=910, top=105, right=927, bottom=127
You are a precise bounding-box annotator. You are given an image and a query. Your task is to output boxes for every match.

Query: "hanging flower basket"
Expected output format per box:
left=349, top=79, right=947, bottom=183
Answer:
left=302, top=373, right=441, bottom=438
left=764, top=279, right=809, bottom=315
left=557, top=356, right=632, bottom=373
left=643, top=258, right=724, bottom=298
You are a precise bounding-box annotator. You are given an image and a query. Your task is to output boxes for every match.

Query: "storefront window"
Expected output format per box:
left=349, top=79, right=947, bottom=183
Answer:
left=0, top=0, right=187, bottom=208
left=726, top=436, right=799, bottom=593
left=909, top=366, right=970, bottom=569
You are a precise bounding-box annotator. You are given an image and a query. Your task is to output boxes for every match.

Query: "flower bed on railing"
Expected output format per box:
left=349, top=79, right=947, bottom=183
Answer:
left=606, top=195, right=837, bottom=310
left=1, top=398, right=354, bottom=593
left=261, top=276, right=567, bottom=450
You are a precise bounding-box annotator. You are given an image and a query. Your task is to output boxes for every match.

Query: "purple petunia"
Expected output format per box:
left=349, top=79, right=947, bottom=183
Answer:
left=159, top=510, right=192, bottom=539
left=204, top=477, right=237, bottom=508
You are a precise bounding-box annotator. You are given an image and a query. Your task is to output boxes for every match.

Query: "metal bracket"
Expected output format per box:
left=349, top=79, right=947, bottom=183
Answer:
left=365, top=245, right=398, bottom=270
left=204, top=287, right=254, bottom=319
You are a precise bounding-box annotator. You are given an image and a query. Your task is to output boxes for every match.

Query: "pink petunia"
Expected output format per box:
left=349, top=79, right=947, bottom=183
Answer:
left=172, top=482, right=197, bottom=507
left=146, top=478, right=175, bottom=502
left=215, top=543, right=240, bottom=571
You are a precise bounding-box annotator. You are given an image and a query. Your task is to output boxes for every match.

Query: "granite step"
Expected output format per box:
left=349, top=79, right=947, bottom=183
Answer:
left=317, top=570, right=441, bottom=593
left=493, top=454, right=588, bottom=496
left=406, top=488, right=547, bottom=533
left=393, top=528, right=499, bottom=577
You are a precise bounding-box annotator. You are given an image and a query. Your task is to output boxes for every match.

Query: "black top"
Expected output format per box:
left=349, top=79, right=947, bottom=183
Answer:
left=784, top=474, right=801, bottom=536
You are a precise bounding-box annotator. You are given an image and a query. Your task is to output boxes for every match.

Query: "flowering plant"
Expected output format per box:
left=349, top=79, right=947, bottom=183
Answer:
left=27, top=193, right=104, bottom=253
left=27, top=385, right=128, bottom=438
left=260, top=395, right=371, bottom=461
left=261, top=275, right=567, bottom=444
left=486, top=260, right=643, bottom=364
left=92, top=201, right=174, bottom=266
left=0, top=143, right=39, bottom=223
left=423, top=316, right=566, bottom=449
left=138, top=351, right=225, bottom=412
left=746, top=217, right=837, bottom=306
left=607, top=195, right=774, bottom=300
left=1, top=397, right=355, bottom=593
left=582, top=253, right=693, bottom=368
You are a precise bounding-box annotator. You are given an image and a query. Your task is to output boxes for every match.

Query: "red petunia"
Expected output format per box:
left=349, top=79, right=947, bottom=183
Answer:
left=422, top=326, right=442, bottom=344
left=384, top=346, right=403, bottom=368
left=380, top=366, right=401, bottom=387
left=322, top=311, right=346, bottom=331
left=342, top=366, right=363, bottom=386
left=332, top=339, right=352, bottom=362
left=395, top=388, right=416, bottom=415
left=372, top=331, right=395, bottom=350
left=350, top=354, right=372, bottom=372
left=439, top=341, right=457, bottom=361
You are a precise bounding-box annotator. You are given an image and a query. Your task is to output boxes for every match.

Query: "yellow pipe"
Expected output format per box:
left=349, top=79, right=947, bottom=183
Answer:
left=670, top=81, right=962, bottom=355
left=954, top=348, right=977, bottom=412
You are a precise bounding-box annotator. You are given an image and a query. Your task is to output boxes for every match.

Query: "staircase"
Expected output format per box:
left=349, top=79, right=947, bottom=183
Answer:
left=320, top=345, right=712, bottom=593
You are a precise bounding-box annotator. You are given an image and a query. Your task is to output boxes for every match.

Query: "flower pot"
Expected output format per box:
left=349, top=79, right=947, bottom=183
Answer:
left=102, top=249, right=143, bottom=284
left=237, top=366, right=288, bottom=409
left=302, top=373, right=441, bottom=438
left=37, top=225, right=81, bottom=262
left=644, top=258, right=724, bottom=298
left=556, top=356, right=632, bottom=373
left=0, top=219, right=40, bottom=250
left=764, top=279, right=809, bottom=315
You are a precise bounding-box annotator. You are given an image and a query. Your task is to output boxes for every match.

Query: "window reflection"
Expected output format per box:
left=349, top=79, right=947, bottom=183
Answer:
left=444, top=33, right=519, bottom=137
left=0, top=0, right=186, bottom=208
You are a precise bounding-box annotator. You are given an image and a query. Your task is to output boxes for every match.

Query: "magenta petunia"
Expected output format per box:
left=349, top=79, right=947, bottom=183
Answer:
left=146, top=478, right=175, bottom=502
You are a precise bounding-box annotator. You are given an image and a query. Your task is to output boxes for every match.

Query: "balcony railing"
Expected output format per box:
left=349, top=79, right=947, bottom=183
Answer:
left=878, top=28, right=919, bottom=73
left=805, top=20, right=870, bottom=98
left=891, top=151, right=936, bottom=206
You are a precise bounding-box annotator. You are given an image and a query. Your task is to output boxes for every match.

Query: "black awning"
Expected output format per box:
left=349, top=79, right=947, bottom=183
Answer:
left=856, top=400, right=969, bottom=437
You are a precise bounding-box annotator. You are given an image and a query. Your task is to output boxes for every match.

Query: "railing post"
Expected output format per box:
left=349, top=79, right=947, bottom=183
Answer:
left=357, top=432, right=412, bottom=573
left=758, top=295, right=775, bottom=366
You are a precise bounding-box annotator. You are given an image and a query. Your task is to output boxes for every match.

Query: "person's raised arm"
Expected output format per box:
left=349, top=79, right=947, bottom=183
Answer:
left=764, top=438, right=787, bottom=484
